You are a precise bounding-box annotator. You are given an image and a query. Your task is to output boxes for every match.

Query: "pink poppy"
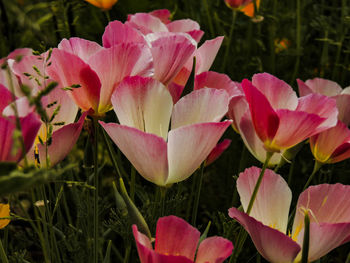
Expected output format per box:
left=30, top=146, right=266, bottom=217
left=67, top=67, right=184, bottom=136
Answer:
left=229, top=166, right=350, bottom=262
left=133, top=215, right=233, bottom=263
left=100, top=76, right=231, bottom=186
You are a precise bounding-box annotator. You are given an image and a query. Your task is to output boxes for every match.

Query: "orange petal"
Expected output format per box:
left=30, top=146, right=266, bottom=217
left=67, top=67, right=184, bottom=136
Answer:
left=0, top=204, right=10, bottom=229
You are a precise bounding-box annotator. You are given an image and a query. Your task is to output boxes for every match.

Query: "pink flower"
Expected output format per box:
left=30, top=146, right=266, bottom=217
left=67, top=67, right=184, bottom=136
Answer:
left=0, top=85, right=41, bottom=163
left=229, top=166, right=350, bottom=262
left=133, top=215, right=233, bottom=263
left=100, top=76, right=231, bottom=186
left=47, top=37, right=153, bottom=116
left=229, top=73, right=338, bottom=164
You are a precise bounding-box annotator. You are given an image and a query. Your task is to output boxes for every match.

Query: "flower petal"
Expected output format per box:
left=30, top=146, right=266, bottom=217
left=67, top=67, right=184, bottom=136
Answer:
left=102, top=21, right=146, bottom=48
left=151, top=34, right=196, bottom=85
left=0, top=84, right=13, bottom=113
left=58, top=38, right=103, bottom=63
left=229, top=207, right=300, bottom=263
left=149, top=9, right=171, bottom=24
left=111, top=76, right=173, bottom=140
left=100, top=122, right=169, bottom=186
left=297, top=79, right=313, bottom=97
left=237, top=167, right=291, bottom=232
left=167, top=19, right=204, bottom=42
left=196, top=236, right=233, bottom=263
left=304, top=78, right=342, bottom=96
left=167, top=121, right=231, bottom=184
left=171, top=88, right=230, bottom=130
left=206, top=139, right=231, bottom=166
left=155, top=215, right=200, bottom=260
left=334, top=93, right=350, bottom=126
left=88, top=43, right=153, bottom=113
left=47, top=49, right=101, bottom=112
left=242, top=79, right=279, bottom=144
left=0, top=204, right=10, bottom=229
left=127, top=13, right=168, bottom=34
left=252, top=73, right=298, bottom=110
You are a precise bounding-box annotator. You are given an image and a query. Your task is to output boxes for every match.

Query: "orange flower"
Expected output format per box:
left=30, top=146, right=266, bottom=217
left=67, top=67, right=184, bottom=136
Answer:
left=225, top=0, right=260, bottom=18
left=84, top=0, right=118, bottom=10
left=275, top=38, right=291, bottom=53
left=0, top=204, right=10, bottom=229
left=241, top=0, right=260, bottom=18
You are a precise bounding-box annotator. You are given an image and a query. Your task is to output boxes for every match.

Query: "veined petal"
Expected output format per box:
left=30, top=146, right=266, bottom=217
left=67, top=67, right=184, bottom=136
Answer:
left=304, top=78, right=342, bottom=96
left=102, top=21, right=146, bottom=48
left=47, top=49, right=101, bottom=113
left=194, top=71, right=243, bottom=98
left=127, top=13, right=168, bottom=34
left=171, top=88, right=230, bottom=130
left=196, top=236, right=233, bottom=263
left=242, top=79, right=279, bottom=144
left=133, top=225, right=193, bottom=263
left=310, top=121, right=350, bottom=163
left=228, top=208, right=300, bottom=263
left=100, top=122, right=169, bottom=186
left=0, top=84, right=13, bottom=112
left=272, top=109, right=324, bottom=150
left=58, top=38, right=103, bottom=63
left=295, top=93, right=338, bottom=133
left=167, top=19, right=204, bottom=42
left=227, top=95, right=248, bottom=133
left=238, top=111, right=282, bottom=165
left=167, top=121, right=231, bottom=185
left=155, top=215, right=200, bottom=260
left=111, top=76, right=173, bottom=140
left=252, top=73, right=298, bottom=110
left=151, top=34, right=196, bottom=85
left=334, top=93, right=350, bottom=126
left=88, top=43, right=153, bottom=113
left=237, top=167, right=291, bottom=232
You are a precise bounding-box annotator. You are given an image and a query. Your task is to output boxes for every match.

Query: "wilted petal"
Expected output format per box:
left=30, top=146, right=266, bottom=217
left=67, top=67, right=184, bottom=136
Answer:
left=151, top=34, right=196, bottom=85
left=310, top=121, right=350, bottom=163
left=296, top=93, right=338, bottom=133
left=102, top=21, right=146, bottom=48
left=155, top=216, right=200, bottom=260
left=58, top=38, right=103, bottom=63
left=100, top=122, right=169, bottom=186
left=171, top=88, right=229, bottom=130
left=88, top=43, right=153, bottom=113
left=167, top=121, right=231, bottom=184
left=252, top=73, right=298, bottom=110
left=112, top=76, right=173, bottom=140
left=242, top=79, right=279, bottom=144
left=47, top=49, right=101, bottom=112
left=196, top=236, right=233, bottom=263
left=229, top=208, right=300, bottom=263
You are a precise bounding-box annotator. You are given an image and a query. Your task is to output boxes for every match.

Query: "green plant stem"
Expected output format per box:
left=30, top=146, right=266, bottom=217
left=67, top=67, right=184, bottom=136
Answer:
left=130, top=167, right=136, bottom=202
left=246, top=152, right=273, bottom=214
left=191, top=163, right=205, bottom=226
left=221, top=10, right=237, bottom=72
left=290, top=0, right=301, bottom=83
left=0, top=239, right=8, bottom=263
left=102, top=129, right=122, bottom=179
left=287, top=160, right=295, bottom=186
left=268, top=0, right=277, bottom=74
left=346, top=250, right=350, bottom=263
left=93, top=117, right=99, bottom=263
left=160, top=187, right=167, bottom=216
left=302, top=160, right=322, bottom=192
left=203, top=0, right=215, bottom=37
left=301, top=211, right=310, bottom=263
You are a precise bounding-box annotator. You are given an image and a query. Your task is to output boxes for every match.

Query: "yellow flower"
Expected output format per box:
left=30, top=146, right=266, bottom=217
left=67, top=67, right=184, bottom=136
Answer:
left=0, top=204, right=10, bottom=229
left=84, top=0, right=118, bottom=10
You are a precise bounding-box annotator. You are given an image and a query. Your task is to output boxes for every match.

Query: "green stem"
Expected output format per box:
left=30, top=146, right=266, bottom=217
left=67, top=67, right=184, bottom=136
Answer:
left=268, top=0, right=277, bottom=74
left=301, top=211, right=310, bottom=263
left=203, top=0, right=215, bottom=37
left=287, top=159, right=295, bottom=186
left=345, top=250, right=350, bottom=263
left=102, top=129, right=122, bottom=179
left=0, top=239, right=8, bottom=263
left=221, top=10, right=237, bottom=72
left=290, top=0, right=301, bottom=84
left=130, top=166, right=136, bottom=202
left=160, top=187, right=167, bottom=217
left=93, top=117, right=99, bottom=263
left=246, top=152, right=273, bottom=215
left=191, top=163, right=205, bottom=226
left=302, top=161, right=322, bottom=192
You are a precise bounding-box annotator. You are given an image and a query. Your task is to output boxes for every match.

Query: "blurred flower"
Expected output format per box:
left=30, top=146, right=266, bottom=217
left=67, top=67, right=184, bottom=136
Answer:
left=133, top=215, right=233, bottom=263
left=0, top=204, right=10, bottom=229
left=84, top=0, right=117, bottom=10
left=100, top=76, right=231, bottom=186
left=225, top=0, right=260, bottom=18
left=229, top=166, right=350, bottom=263
left=275, top=38, right=290, bottom=53
left=228, top=73, right=338, bottom=164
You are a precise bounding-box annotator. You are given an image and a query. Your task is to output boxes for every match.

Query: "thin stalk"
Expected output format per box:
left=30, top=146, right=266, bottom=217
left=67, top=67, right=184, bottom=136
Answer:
left=93, top=117, right=99, bottom=263
left=268, top=0, right=277, bottom=74
left=0, top=239, right=8, bottom=263
left=123, top=244, right=131, bottom=263
left=105, top=10, right=111, bottom=22
left=130, top=166, right=136, bottom=202
left=102, top=129, right=122, bottom=179
left=302, top=161, right=322, bottom=192
left=301, top=211, right=310, bottom=263
left=160, top=187, right=167, bottom=216
left=287, top=159, right=295, bottom=186
left=221, top=10, right=237, bottom=72
left=346, top=250, right=350, bottom=263
left=246, top=152, right=273, bottom=214
left=203, top=0, right=215, bottom=37
left=290, top=0, right=301, bottom=83
left=191, top=163, right=205, bottom=226
left=186, top=176, right=196, bottom=221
